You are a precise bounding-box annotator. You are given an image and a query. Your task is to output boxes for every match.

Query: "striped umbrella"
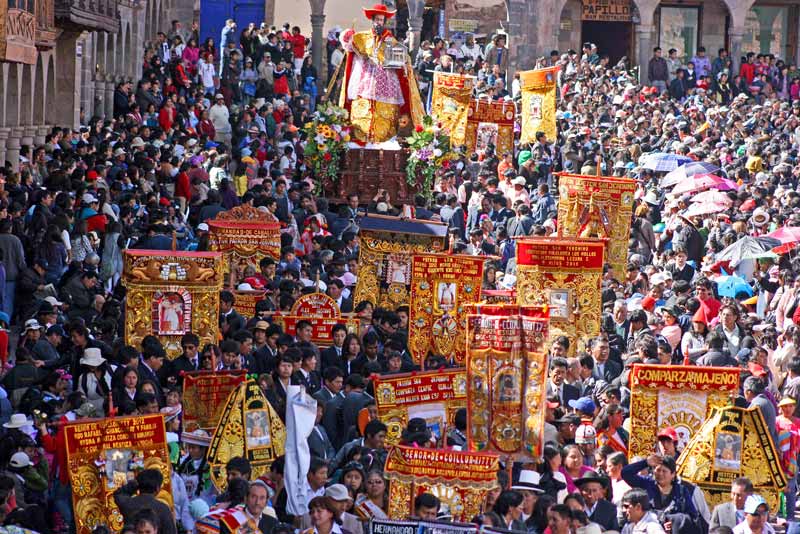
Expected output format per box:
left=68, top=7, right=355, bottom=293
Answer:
left=661, top=161, right=721, bottom=187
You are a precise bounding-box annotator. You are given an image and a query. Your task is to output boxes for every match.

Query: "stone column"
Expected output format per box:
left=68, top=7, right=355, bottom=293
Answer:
left=729, top=27, right=745, bottom=75
left=637, top=25, right=654, bottom=84
left=7, top=129, right=23, bottom=171
left=407, top=0, right=425, bottom=55
left=310, top=13, right=326, bottom=84
left=34, top=125, right=49, bottom=146
left=104, top=77, right=115, bottom=119
left=21, top=126, right=35, bottom=149
left=94, top=78, right=106, bottom=117
left=0, top=128, right=10, bottom=167
left=55, top=32, right=83, bottom=129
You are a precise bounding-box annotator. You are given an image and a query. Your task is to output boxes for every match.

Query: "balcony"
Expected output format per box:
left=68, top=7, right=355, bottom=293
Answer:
left=0, top=1, right=37, bottom=64
left=55, top=0, right=118, bottom=33
left=36, top=0, right=58, bottom=48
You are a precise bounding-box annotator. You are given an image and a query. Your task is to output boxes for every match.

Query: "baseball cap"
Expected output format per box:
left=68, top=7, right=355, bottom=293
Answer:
left=568, top=397, right=596, bottom=415
left=574, top=424, right=597, bottom=445
left=657, top=426, right=679, bottom=442
left=744, top=494, right=768, bottom=515
left=324, top=484, right=353, bottom=502
left=9, top=452, right=30, bottom=468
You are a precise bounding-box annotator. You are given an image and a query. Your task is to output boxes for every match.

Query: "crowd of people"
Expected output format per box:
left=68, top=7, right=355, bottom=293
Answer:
left=0, top=6, right=796, bottom=534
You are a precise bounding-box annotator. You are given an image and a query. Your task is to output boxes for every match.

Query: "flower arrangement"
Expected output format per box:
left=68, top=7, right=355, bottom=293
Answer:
left=303, top=103, right=351, bottom=192
left=405, top=115, right=457, bottom=196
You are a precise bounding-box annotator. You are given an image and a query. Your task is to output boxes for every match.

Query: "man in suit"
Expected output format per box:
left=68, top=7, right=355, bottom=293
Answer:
left=575, top=472, right=619, bottom=531
left=327, top=280, right=352, bottom=313
left=113, top=469, right=178, bottom=534
left=321, top=388, right=347, bottom=449
left=223, top=480, right=278, bottom=534
left=219, top=291, right=245, bottom=339
left=169, top=332, right=201, bottom=387
left=590, top=337, right=622, bottom=383
left=546, top=357, right=580, bottom=408
left=710, top=477, right=752, bottom=529
left=745, top=376, right=778, bottom=445
left=413, top=194, right=435, bottom=220
left=138, top=336, right=166, bottom=403
left=321, top=324, right=347, bottom=371
left=308, top=403, right=336, bottom=463
left=313, top=366, right=344, bottom=406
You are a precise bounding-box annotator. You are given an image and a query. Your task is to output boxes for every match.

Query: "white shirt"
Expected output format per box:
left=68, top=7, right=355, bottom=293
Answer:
left=733, top=522, right=775, bottom=534
left=303, top=481, right=325, bottom=506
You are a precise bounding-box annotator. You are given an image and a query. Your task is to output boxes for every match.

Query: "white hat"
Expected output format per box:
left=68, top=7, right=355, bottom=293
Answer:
left=512, top=176, right=526, bottom=186
left=23, top=319, right=42, bottom=332
left=3, top=413, right=33, bottom=429
left=325, top=484, right=353, bottom=502
left=186, top=138, right=198, bottom=147
left=237, top=282, right=254, bottom=291
left=130, top=137, right=146, bottom=148
left=82, top=193, right=98, bottom=204
left=650, top=272, right=666, bottom=286
left=215, top=93, right=224, bottom=100
left=9, top=452, right=30, bottom=468
left=182, top=428, right=212, bottom=447
left=80, top=347, right=105, bottom=367
left=197, top=223, right=209, bottom=232
left=44, top=296, right=63, bottom=306
left=113, top=147, right=126, bottom=157
left=511, top=470, right=545, bottom=493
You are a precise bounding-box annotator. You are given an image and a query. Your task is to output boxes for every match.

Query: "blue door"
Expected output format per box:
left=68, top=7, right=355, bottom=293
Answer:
left=200, top=0, right=265, bottom=49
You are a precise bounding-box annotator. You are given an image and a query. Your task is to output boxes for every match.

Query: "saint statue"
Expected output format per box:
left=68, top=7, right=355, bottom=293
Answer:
left=339, top=4, right=424, bottom=145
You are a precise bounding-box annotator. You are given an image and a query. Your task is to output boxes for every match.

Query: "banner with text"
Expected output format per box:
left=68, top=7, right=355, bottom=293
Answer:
left=520, top=67, right=559, bottom=144
left=374, top=368, right=468, bottom=445
left=465, top=98, right=515, bottom=157
left=182, top=370, right=247, bottom=431
left=629, top=364, right=741, bottom=458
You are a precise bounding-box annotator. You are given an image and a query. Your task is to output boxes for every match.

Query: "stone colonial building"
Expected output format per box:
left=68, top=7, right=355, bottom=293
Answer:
left=0, top=0, right=190, bottom=168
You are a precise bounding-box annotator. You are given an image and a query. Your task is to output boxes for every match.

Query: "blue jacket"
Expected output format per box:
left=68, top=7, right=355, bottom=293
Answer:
left=621, top=459, right=699, bottom=517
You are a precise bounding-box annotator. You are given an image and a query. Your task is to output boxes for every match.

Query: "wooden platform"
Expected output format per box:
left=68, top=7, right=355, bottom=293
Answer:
left=322, top=148, right=418, bottom=205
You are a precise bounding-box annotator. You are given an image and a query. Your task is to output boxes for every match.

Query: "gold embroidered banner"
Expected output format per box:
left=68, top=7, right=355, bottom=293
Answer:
left=431, top=72, right=473, bottom=147
left=374, top=368, right=468, bottom=446
left=384, top=446, right=499, bottom=521
left=677, top=405, right=786, bottom=512
left=520, top=67, right=558, bottom=144
left=515, top=238, right=604, bottom=355
left=556, top=173, right=636, bottom=277
left=271, top=292, right=360, bottom=346
left=354, top=216, right=447, bottom=310
left=628, top=364, right=741, bottom=459
left=206, top=380, right=285, bottom=491
left=64, top=414, right=171, bottom=534
left=466, top=305, right=549, bottom=460
left=465, top=98, right=515, bottom=156
left=408, top=253, right=484, bottom=366
left=207, top=204, right=281, bottom=285
left=182, top=370, right=248, bottom=432
left=123, top=250, right=224, bottom=359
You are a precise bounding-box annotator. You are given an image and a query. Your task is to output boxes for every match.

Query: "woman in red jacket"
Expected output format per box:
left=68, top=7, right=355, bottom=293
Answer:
left=158, top=99, right=177, bottom=132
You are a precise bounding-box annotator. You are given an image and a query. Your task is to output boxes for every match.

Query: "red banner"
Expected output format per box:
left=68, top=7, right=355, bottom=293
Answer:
left=182, top=371, right=248, bottom=431
left=385, top=445, right=499, bottom=484
left=517, top=238, right=606, bottom=270
left=631, top=365, right=741, bottom=391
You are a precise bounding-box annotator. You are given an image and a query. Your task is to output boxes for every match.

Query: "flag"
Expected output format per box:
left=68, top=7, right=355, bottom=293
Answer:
left=431, top=72, right=473, bottom=147
left=519, top=66, right=559, bottom=144
left=284, top=385, right=318, bottom=516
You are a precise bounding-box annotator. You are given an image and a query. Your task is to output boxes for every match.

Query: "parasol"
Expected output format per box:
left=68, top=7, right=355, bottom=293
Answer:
left=661, top=161, right=721, bottom=187
left=690, top=190, right=734, bottom=206
left=681, top=201, right=730, bottom=218
left=766, top=226, right=800, bottom=245
left=640, top=153, right=692, bottom=172
left=671, top=174, right=737, bottom=196
left=716, top=236, right=782, bottom=264
left=715, top=274, right=753, bottom=298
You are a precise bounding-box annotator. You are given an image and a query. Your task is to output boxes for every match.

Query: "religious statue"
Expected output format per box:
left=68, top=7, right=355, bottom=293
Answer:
left=578, top=195, right=611, bottom=239
left=339, top=3, right=424, bottom=145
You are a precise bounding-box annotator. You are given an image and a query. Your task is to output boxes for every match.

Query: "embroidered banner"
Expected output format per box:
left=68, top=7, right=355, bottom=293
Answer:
left=374, top=369, right=468, bottom=446
left=383, top=446, right=500, bottom=521
left=64, top=414, right=171, bottom=534
left=271, top=292, right=360, bottom=346
left=515, top=238, right=604, bottom=355
left=465, top=98, right=515, bottom=157
left=182, top=370, right=248, bottom=431
left=628, top=364, right=741, bottom=459
left=408, top=253, right=484, bottom=366
left=556, top=173, right=636, bottom=277
left=431, top=72, right=473, bottom=147
left=466, top=305, right=550, bottom=460
left=519, top=67, right=559, bottom=144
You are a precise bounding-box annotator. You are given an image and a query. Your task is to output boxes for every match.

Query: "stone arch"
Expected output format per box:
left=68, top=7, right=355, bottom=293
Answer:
left=6, top=63, right=20, bottom=127
left=34, top=52, right=45, bottom=125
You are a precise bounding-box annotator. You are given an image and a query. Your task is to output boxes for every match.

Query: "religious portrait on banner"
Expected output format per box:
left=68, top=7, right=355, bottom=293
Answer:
left=436, top=282, right=457, bottom=312
left=548, top=289, right=571, bottom=320
left=714, top=432, right=742, bottom=471
left=476, top=122, right=498, bottom=153
left=153, top=290, right=191, bottom=336
left=529, top=94, right=543, bottom=120
left=383, top=254, right=410, bottom=285
left=245, top=409, right=272, bottom=448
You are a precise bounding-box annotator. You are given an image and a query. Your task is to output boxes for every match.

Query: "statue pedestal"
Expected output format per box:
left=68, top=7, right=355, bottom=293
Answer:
left=328, top=147, right=418, bottom=205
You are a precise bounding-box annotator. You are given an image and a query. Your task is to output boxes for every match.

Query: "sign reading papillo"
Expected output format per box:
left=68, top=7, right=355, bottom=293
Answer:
left=517, top=239, right=605, bottom=270
left=581, top=0, right=632, bottom=21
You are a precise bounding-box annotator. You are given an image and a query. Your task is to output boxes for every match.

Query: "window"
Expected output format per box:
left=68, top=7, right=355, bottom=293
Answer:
left=658, top=6, right=700, bottom=63
left=743, top=6, right=789, bottom=58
